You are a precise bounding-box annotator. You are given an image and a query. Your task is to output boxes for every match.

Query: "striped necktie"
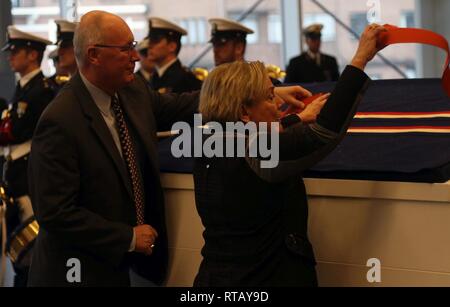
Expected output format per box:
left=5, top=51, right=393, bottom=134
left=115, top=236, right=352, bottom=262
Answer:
left=111, top=96, right=145, bottom=225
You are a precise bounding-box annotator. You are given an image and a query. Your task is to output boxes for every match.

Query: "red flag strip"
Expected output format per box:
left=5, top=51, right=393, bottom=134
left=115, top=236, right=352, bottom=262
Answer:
left=378, top=24, right=450, bottom=97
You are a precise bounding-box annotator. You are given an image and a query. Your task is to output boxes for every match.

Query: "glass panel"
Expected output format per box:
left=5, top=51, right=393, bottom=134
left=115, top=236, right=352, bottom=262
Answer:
left=73, top=0, right=283, bottom=69
left=188, top=18, right=198, bottom=44
left=10, top=0, right=283, bottom=72
left=400, top=11, right=415, bottom=28
left=11, top=0, right=61, bottom=77
left=268, top=14, right=282, bottom=44
left=349, top=12, right=368, bottom=38
left=301, top=0, right=416, bottom=80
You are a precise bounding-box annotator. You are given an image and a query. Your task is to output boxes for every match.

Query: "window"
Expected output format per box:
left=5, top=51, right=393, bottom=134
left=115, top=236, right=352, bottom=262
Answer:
left=405, top=68, right=416, bottom=79
left=301, top=0, right=416, bottom=80
left=303, top=13, right=336, bottom=42
left=350, top=12, right=368, bottom=38
left=370, top=74, right=382, bottom=80
left=268, top=14, right=282, bottom=43
left=11, top=0, right=36, bottom=7
left=9, top=0, right=283, bottom=72
left=197, top=18, right=207, bottom=44
left=400, top=11, right=415, bottom=28
left=179, top=18, right=207, bottom=45
left=228, top=13, right=259, bottom=44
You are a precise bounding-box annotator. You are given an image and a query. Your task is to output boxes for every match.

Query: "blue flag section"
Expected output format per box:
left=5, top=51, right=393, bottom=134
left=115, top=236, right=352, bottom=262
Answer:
left=302, top=78, right=450, bottom=183
left=158, top=78, right=450, bottom=183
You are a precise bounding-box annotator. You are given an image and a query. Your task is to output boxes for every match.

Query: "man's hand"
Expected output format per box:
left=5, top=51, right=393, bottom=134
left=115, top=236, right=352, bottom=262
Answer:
left=134, top=224, right=158, bottom=256
left=351, top=24, right=387, bottom=71
left=298, top=93, right=330, bottom=124
left=274, top=85, right=312, bottom=109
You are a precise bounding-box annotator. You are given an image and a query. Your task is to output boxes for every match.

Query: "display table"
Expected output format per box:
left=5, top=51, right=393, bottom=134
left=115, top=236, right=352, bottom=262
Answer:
left=162, top=173, right=450, bottom=287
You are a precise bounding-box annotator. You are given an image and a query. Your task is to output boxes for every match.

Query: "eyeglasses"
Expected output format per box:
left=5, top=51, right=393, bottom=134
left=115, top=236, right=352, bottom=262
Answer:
left=93, top=41, right=138, bottom=53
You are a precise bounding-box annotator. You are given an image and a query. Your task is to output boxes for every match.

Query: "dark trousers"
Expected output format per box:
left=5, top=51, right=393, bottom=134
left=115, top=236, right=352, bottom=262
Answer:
left=3, top=156, right=31, bottom=287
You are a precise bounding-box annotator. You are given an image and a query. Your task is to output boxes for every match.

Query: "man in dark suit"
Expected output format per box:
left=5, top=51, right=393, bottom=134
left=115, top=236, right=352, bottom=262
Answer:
left=285, top=23, right=340, bottom=83
left=147, top=17, right=202, bottom=94
left=27, top=10, right=199, bottom=287
left=0, top=26, right=54, bottom=287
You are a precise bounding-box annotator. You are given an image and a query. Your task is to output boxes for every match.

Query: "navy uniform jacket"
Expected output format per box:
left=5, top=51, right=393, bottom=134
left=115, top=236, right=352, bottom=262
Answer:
left=150, top=59, right=202, bottom=94
left=285, top=52, right=340, bottom=84
left=9, top=72, right=55, bottom=145
left=2, top=72, right=55, bottom=198
left=28, top=73, right=199, bottom=287
left=193, top=65, right=369, bottom=287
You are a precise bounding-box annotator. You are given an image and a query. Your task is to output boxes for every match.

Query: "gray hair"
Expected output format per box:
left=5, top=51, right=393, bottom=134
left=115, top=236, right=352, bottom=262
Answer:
left=73, top=13, right=105, bottom=67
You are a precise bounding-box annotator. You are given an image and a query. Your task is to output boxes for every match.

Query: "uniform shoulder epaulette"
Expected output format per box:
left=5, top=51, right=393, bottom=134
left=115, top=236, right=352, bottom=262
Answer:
left=192, top=67, right=209, bottom=82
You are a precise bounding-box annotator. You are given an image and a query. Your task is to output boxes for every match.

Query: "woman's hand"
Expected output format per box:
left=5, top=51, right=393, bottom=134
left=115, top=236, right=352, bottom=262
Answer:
left=274, top=85, right=312, bottom=109
left=298, top=93, right=330, bottom=124
left=351, top=24, right=387, bottom=71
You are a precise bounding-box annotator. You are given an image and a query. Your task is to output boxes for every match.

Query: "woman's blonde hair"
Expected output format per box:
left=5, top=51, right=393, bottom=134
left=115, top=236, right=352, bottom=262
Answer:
left=199, top=61, right=269, bottom=122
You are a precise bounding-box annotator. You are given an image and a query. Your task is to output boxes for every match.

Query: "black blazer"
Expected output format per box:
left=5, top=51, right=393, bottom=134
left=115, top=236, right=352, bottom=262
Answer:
left=285, top=52, right=340, bottom=84
left=28, top=73, right=198, bottom=287
left=150, top=59, right=202, bottom=94
left=193, top=66, right=370, bottom=287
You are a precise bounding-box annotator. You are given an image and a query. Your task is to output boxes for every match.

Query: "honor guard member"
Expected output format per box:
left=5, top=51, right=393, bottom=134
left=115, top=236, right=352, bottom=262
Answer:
left=55, top=20, right=77, bottom=76
left=208, top=18, right=254, bottom=67
left=47, top=20, right=77, bottom=93
left=147, top=17, right=202, bottom=94
left=285, top=23, right=340, bottom=83
left=0, top=26, right=55, bottom=287
left=135, top=38, right=154, bottom=83
left=48, top=46, right=71, bottom=93
left=209, top=18, right=283, bottom=84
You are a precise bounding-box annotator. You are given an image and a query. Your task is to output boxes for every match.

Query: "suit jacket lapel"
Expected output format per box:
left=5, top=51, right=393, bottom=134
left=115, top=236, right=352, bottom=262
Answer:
left=71, top=73, right=134, bottom=199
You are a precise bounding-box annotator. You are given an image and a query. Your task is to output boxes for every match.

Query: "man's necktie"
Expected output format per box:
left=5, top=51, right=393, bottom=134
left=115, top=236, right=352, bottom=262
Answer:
left=111, top=96, right=145, bottom=225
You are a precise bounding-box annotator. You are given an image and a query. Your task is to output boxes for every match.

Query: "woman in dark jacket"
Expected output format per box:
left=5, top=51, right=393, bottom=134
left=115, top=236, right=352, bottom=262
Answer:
left=193, top=24, right=386, bottom=287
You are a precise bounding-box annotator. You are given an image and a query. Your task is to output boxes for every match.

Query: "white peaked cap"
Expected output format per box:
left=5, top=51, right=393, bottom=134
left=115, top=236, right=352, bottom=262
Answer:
left=208, top=18, right=254, bottom=34
left=148, top=17, right=188, bottom=36
left=55, top=20, right=78, bottom=33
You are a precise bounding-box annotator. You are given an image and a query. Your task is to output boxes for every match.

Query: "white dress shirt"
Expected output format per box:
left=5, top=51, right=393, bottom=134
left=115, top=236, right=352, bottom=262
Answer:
left=19, top=68, right=41, bottom=88
left=307, top=50, right=322, bottom=66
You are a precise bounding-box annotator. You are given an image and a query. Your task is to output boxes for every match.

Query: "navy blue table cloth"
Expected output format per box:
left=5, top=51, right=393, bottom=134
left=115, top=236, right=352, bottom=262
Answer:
left=158, top=78, right=450, bottom=183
